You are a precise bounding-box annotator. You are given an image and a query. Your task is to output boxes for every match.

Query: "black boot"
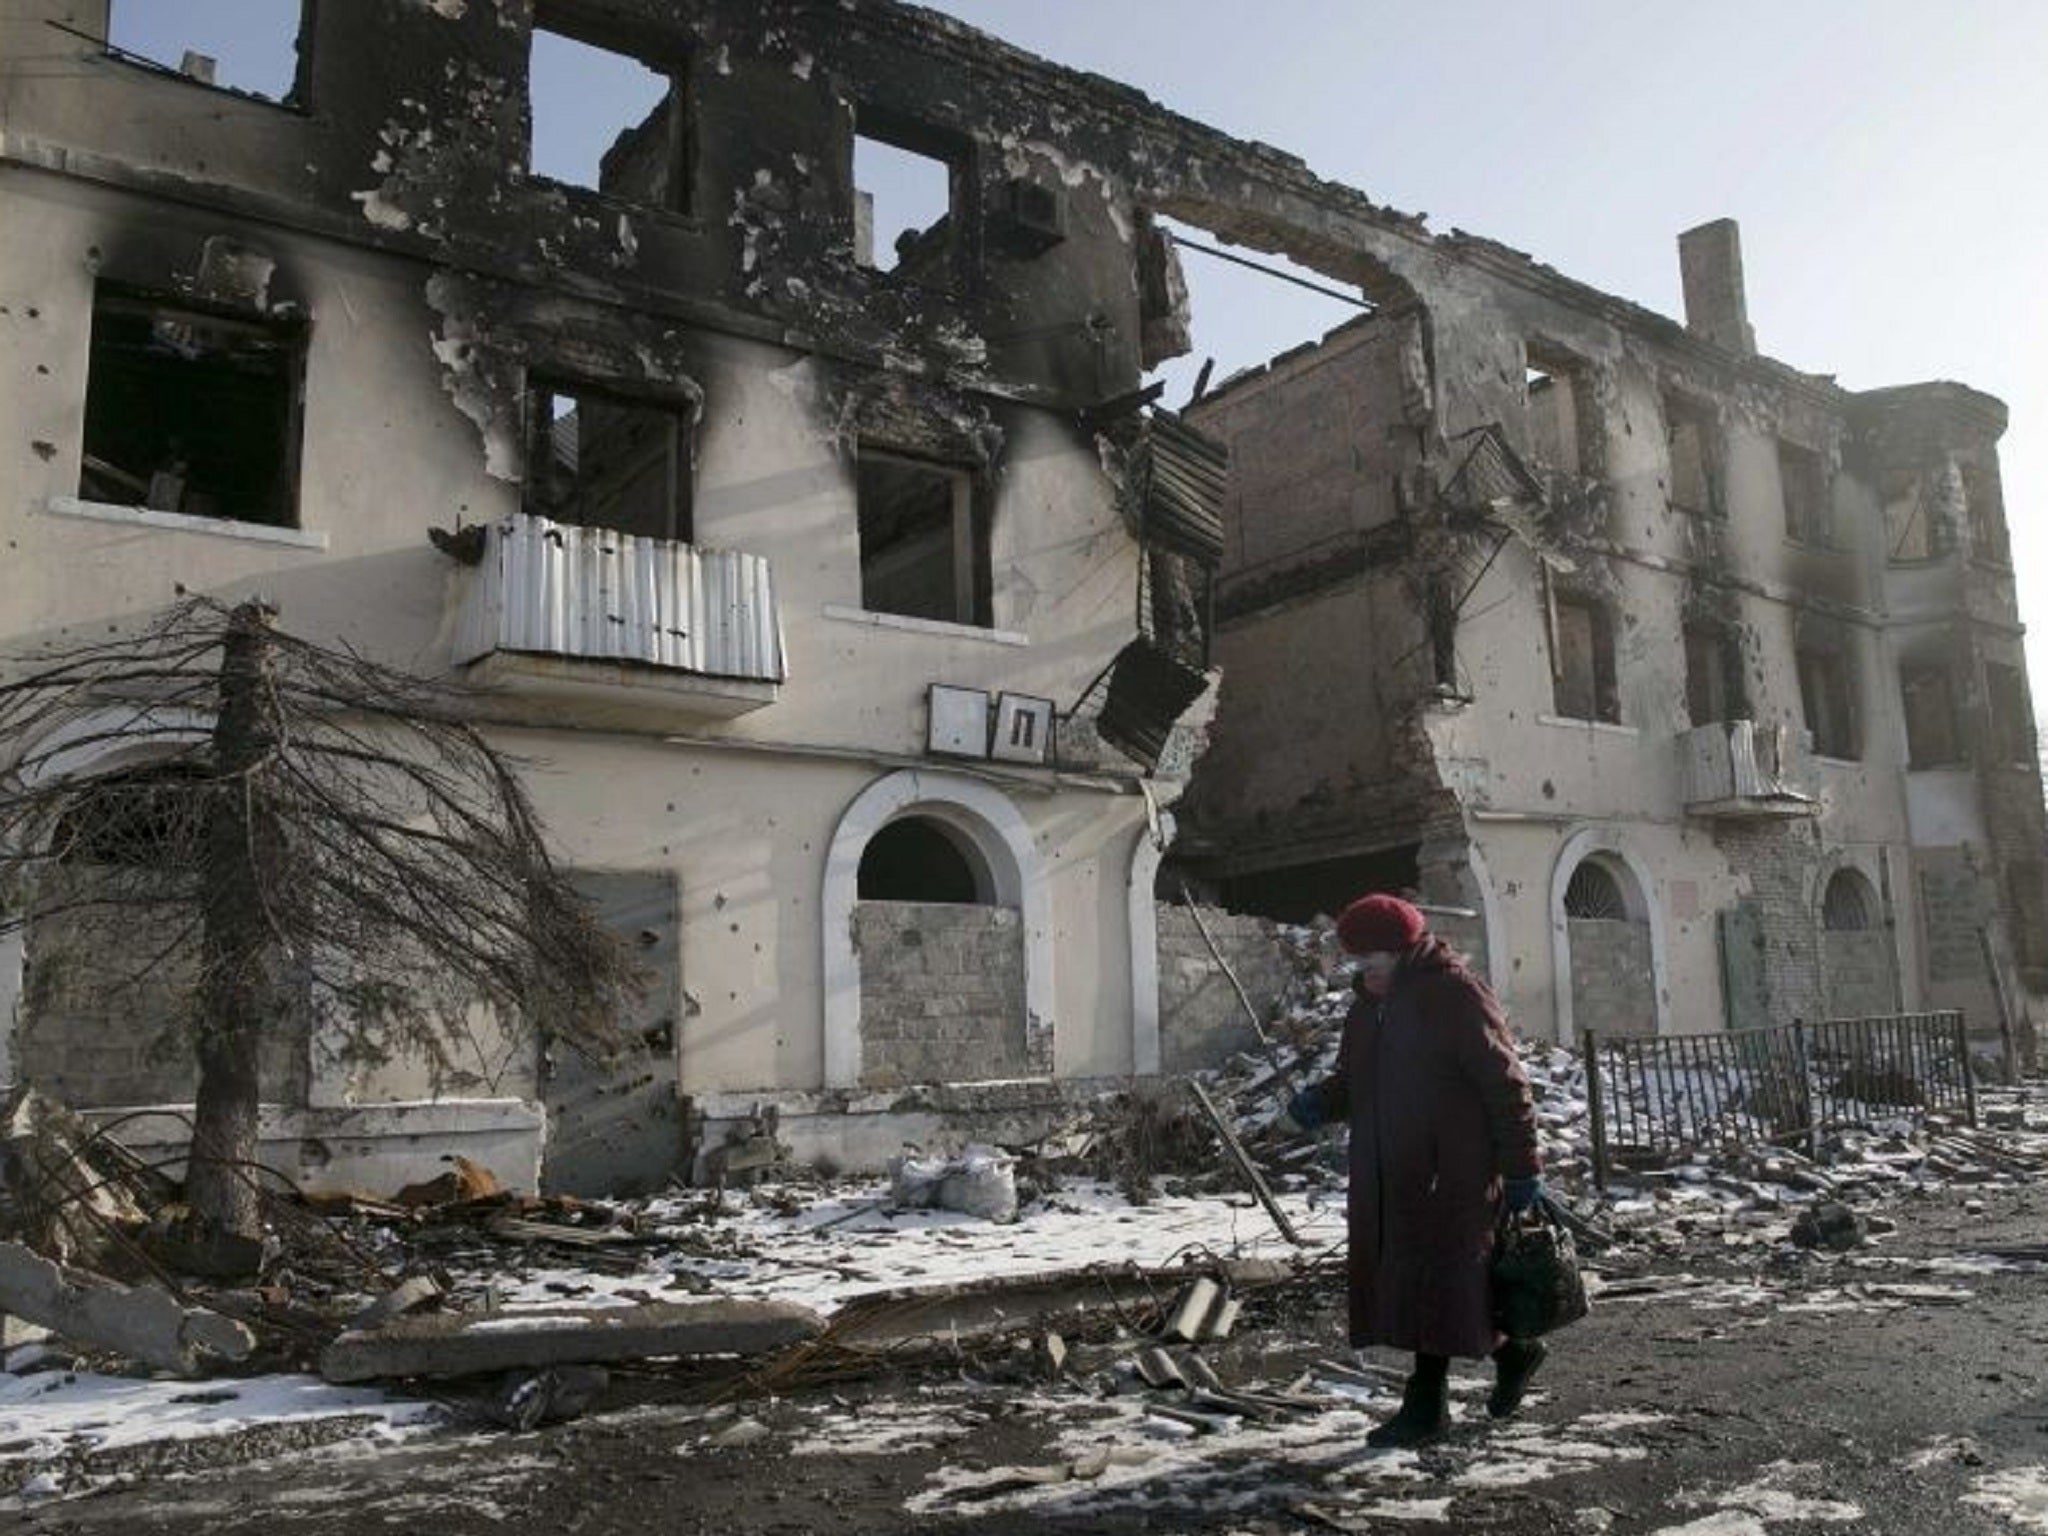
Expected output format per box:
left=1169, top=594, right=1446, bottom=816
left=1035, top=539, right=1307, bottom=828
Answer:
left=1366, top=1353, right=1449, bottom=1448
left=1488, top=1338, right=1547, bottom=1419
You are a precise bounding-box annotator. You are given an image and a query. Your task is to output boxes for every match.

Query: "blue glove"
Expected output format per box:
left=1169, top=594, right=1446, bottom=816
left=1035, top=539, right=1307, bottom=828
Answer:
left=1503, top=1175, right=1544, bottom=1214
left=1280, top=1088, right=1325, bottom=1134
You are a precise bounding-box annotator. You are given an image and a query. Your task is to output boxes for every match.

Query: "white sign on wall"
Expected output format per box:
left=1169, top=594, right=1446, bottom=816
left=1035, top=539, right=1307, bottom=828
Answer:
left=927, top=684, right=991, bottom=759
left=991, top=692, right=1054, bottom=765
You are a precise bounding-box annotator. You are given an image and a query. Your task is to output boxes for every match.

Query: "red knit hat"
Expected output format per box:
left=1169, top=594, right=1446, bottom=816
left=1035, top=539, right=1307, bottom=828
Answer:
left=1336, top=894, right=1427, bottom=955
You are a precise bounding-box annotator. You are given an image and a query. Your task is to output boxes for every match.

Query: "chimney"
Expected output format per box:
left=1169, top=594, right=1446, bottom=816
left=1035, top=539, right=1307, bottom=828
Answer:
left=1678, top=219, right=1755, bottom=356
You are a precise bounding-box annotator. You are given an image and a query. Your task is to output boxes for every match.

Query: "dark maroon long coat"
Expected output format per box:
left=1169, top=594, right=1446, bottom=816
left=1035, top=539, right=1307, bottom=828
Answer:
left=1305, top=936, right=1541, bottom=1359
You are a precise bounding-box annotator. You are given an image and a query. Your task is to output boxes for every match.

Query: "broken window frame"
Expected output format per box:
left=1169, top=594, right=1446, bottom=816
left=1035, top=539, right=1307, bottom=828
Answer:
left=521, top=374, right=695, bottom=544
left=1682, top=620, right=1745, bottom=727
left=1882, top=468, right=1944, bottom=565
left=1898, top=660, right=1963, bottom=769
left=1777, top=438, right=1834, bottom=549
left=1663, top=392, right=1721, bottom=518
left=1984, top=661, right=2034, bottom=766
left=1795, top=643, right=1860, bottom=762
left=100, top=0, right=314, bottom=110
left=1522, top=341, right=1597, bottom=478
left=1550, top=592, right=1620, bottom=725
left=527, top=2, right=693, bottom=217
left=1960, top=458, right=2011, bottom=568
left=850, top=105, right=977, bottom=290
left=855, top=444, right=991, bottom=630
left=78, top=283, right=310, bottom=532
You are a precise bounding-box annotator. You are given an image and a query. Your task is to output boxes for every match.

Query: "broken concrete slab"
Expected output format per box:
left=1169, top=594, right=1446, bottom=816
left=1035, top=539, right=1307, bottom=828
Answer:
left=348, top=1275, right=444, bottom=1331
left=0, top=1239, right=255, bottom=1376
left=318, top=1297, right=824, bottom=1384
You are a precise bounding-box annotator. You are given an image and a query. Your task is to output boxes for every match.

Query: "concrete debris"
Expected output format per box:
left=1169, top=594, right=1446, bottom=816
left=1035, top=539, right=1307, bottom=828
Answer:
left=1790, top=1202, right=1867, bottom=1250
left=319, top=1296, right=825, bottom=1384
left=485, top=1363, right=609, bottom=1430
left=348, top=1275, right=445, bottom=1331
left=0, top=1239, right=255, bottom=1376
left=0, top=1088, right=151, bottom=1273
left=394, top=1155, right=504, bottom=1208
left=887, top=1144, right=1018, bottom=1223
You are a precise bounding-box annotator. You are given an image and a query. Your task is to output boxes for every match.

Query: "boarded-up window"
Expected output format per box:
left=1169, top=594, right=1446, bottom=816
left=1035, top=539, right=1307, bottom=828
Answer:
left=1552, top=594, right=1619, bottom=724
left=1899, top=662, right=1961, bottom=768
left=1779, top=440, right=1831, bottom=546
left=1962, top=460, right=2010, bottom=565
left=1797, top=645, right=1859, bottom=760
left=1665, top=395, right=1718, bottom=517
left=1822, top=869, right=1876, bottom=931
left=1883, top=470, right=1940, bottom=562
left=1986, top=662, right=2033, bottom=765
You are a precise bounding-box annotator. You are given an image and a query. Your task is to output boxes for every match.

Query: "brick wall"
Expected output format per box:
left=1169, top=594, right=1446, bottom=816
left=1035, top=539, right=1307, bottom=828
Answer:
left=18, top=868, right=308, bottom=1107
left=853, top=901, right=1030, bottom=1087
left=1156, top=905, right=1293, bottom=1072
left=1567, top=917, right=1656, bottom=1036
left=1711, top=820, right=1828, bottom=1027
left=1822, top=931, right=1895, bottom=1017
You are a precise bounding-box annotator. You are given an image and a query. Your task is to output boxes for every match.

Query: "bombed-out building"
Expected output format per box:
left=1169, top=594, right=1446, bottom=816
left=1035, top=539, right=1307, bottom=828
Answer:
left=1173, top=219, right=2045, bottom=1062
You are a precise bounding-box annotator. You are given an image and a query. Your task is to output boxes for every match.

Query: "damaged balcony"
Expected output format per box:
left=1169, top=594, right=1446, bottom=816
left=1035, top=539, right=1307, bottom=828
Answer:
left=1679, top=721, right=1818, bottom=819
left=441, top=514, right=787, bottom=722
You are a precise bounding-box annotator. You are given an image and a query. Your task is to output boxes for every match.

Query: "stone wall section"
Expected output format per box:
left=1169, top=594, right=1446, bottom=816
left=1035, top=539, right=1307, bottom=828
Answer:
left=1567, top=917, right=1656, bottom=1036
left=1155, top=905, right=1293, bottom=1073
left=853, top=901, right=1028, bottom=1087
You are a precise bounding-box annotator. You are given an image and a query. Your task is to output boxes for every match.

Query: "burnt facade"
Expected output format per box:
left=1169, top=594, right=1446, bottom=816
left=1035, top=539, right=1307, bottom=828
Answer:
left=1175, top=217, right=2043, bottom=1059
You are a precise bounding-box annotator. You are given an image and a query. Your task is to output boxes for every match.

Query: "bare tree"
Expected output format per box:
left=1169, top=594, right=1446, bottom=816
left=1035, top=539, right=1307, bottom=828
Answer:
left=0, top=599, right=640, bottom=1239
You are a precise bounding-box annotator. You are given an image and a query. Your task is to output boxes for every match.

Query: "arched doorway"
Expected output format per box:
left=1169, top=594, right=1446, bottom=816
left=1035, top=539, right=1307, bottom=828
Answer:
left=1557, top=849, right=1657, bottom=1038
left=1820, top=866, right=1892, bottom=1018
left=821, top=772, right=1053, bottom=1089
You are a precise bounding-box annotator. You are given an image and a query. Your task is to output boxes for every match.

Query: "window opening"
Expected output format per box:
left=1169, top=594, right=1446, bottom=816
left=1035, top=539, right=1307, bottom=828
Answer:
left=1426, top=575, right=1460, bottom=694
left=858, top=817, right=988, bottom=904
left=1524, top=344, right=1591, bottom=476
left=106, top=1, right=304, bottom=102
left=1986, top=662, right=2033, bottom=765
left=1961, top=459, right=2010, bottom=564
left=1564, top=860, right=1628, bottom=921
left=1821, top=870, right=1876, bottom=932
left=1899, top=662, right=1961, bottom=768
left=79, top=288, right=305, bottom=529
left=1664, top=394, right=1718, bottom=517
left=1796, top=645, right=1859, bottom=760
left=1552, top=594, right=1619, bottom=724
left=854, top=129, right=957, bottom=279
left=1779, top=439, right=1831, bottom=547
left=1883, top=469, right=1939, bottom=563
left=529, top=15, right=683, bottom=209
left=1682, top=621, right=1743, bottom=727
left=857, top=448, right=986, bottom=626
left=524, top=380, right=691, bottom=542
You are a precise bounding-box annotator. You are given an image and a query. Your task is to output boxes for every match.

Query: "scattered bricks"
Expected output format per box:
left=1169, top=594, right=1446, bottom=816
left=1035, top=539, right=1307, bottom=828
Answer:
left=0, top=1240, right=255, bottom=1376
left=1790, top=1201, right=1866, bottom=1251
left=318, top=1297, right=824, bottom=1383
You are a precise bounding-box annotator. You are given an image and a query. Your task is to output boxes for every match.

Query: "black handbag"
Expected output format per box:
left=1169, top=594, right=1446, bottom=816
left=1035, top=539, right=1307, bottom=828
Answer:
left=1491, top=1197, right=1590, bottom=1339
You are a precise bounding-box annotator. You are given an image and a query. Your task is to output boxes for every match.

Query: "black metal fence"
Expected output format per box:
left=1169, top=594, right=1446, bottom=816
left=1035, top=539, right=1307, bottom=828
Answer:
left=1584, top=1012, right=1976, bottom=1186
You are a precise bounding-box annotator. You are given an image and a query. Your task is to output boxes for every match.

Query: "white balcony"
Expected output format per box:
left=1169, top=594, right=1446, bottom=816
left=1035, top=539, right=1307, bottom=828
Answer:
left=1679, top=720, right=1818, bottom=819
left=449, top=513, right=785, bottom=721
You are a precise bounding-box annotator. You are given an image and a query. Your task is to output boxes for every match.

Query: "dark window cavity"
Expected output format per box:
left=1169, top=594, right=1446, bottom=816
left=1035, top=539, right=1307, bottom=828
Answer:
left=1883, top=469, right=1941, bottom=563
left=1821, top=869, right=1876, bottom=932
left=1779, top=439, right=1831, bottom=547
left=858, top=817, right=989, bottom=904
left=1563, top=860, right=1628, bottom=921
left=1683, top=621, right=1743, bottom=727
left=1797, top=645, right=1859, bottom=761
left=1899, top=662, right=1961, bottom=768
left=854, top=116, right=963, bottom=282
left=524, top=380, right=693, bottom=543
left=1664, top=394, right=1719, bottom=517
left=857, top=449, right=988, bottom=627
left=106, top=1, right=306, bottom=103
left=529, top=7, right=686, bottom=211
left=1986, top=662, right=2034, bottom=765
left=79, top=288, right=305, bottom=529
left=1551, top=594, right=1619, bottom=724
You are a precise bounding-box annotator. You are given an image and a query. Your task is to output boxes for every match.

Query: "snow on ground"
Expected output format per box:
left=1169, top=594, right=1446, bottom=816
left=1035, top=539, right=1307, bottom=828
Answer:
left=1965, top=1466, right=2048, bottom=1531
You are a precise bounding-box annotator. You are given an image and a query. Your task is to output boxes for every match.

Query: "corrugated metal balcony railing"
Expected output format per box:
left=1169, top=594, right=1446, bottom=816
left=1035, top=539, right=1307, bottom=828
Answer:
left=451, top=514, right=785, bottom=718
left=1679, top=720, right=1817, bottom=819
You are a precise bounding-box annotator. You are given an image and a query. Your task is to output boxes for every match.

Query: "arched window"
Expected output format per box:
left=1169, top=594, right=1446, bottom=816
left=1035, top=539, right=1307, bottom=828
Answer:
left=1821, top=869, right=1876, bottom=932
left=1564, top=859, right=1628, bottom=921
left=857, top=816, right=991, bottom=904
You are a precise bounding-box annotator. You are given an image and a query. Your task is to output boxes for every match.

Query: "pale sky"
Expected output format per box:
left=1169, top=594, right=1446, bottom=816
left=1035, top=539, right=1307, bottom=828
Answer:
left=108, top=2, right=2048, bottom=689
